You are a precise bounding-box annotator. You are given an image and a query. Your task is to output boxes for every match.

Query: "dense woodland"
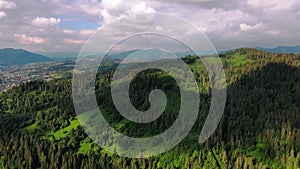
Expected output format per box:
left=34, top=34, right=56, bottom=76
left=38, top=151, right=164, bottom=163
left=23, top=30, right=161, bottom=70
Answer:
left=0, top=48, right=300, bottom=168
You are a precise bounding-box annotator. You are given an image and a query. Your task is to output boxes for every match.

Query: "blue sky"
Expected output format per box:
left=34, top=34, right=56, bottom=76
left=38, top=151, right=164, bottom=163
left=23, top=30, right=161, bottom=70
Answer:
left=0, top=0, right=299, bottom=54
left=60, top=20, right=99, bottom=30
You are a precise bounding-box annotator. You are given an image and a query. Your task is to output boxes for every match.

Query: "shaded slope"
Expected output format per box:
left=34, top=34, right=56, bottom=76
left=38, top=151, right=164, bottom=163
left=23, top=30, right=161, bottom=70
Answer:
left=0, top=48, right=52, bottom=66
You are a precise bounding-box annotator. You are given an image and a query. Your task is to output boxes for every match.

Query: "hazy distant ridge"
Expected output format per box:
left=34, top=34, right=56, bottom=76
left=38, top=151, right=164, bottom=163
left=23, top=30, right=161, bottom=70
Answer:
left=0, top=48, right=52, bottom=66
left=256, top=45, right=300, bottom=54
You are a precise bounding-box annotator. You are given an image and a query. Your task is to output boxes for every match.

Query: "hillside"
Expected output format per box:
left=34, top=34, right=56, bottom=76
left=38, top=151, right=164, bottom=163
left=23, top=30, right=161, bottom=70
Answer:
left=0, top=48, right=52, bottom=66
left=0, top=48, right=299, bottom=168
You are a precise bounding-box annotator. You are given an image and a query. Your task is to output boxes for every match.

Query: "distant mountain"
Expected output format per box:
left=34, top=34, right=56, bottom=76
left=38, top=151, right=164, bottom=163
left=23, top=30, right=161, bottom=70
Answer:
left=106, top=49, right=198, bottom=61
left=176, top=50, right=220, bottom=57
left=106, top=50, right=140, bottom=59
left=106, top=49, right=218, bottom=60
left=46, top=52, right=79, bottom=61
left=256, top=45, right=300, bottom=54
left=45, top=49, right=228, bottom=63
left=0, top=48, right=52, bottom=66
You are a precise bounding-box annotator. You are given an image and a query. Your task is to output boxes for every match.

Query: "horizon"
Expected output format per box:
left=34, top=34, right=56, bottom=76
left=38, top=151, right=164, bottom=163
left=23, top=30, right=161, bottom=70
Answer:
left=1, top=44, right=300, bottom=58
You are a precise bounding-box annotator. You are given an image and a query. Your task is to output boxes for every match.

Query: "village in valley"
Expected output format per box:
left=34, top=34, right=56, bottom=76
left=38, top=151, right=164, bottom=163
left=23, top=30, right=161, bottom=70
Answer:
left=0, top=61, right=74, bottom=91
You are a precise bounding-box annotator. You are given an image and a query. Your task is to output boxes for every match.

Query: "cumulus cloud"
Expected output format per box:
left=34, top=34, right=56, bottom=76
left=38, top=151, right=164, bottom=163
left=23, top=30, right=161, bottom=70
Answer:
left=78, top=3, right=101, bottom=16
left=79, top=30, right=95, bottom=36
left=240, top=22, right=263, bottom=31
left=63, top=29, right=94, bottom=37
left=247, top=0, right=295, bottom=10
left=99, top=0, right=156, bottom=24
left=0, top=0, right=299, bottom=53
left=32, top=17, right=61, bottom=27
left=63, top=29, right=76, bottom=34
left=64, top=38, right=86, bottom=44
left=14, top=34, right=46, bottom=44
left=155, top=0, right=243, bottom=10
left=0, top=0, right=16, bottom=9
left=131, top=2, right=155, bottom=13
left=112, top=44, right=122, bottom=51
left=0, top=11, right=5, bottom=18
left=267, top=30, right=280, bottom=35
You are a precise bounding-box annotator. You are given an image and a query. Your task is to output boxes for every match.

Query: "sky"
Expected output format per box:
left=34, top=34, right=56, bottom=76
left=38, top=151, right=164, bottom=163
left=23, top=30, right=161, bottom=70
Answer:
left=0, top=0, right=299, bottom=55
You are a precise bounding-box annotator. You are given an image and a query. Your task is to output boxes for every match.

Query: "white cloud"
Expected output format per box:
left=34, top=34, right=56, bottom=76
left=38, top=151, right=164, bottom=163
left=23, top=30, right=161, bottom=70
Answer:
left=101, top=0, right=123, bottom=11
left=63, top=29, right=95, bottom=37
left=0, top=32, right=2, bottom=37
left=79, top=3, right=101, bottom=16
left=63, top=29, right=76, bottom=34
left=14, top=34, right=46, bottom=44
left=112, top=44, right=122, bottom=51
left=64, top=38, right=86, bottom=44
left=240, top=23, right=263, bottom=31
left=0, top=0, right=16, bottom=9
left=131, top=2, right=155, bottom=13
left=0, top=11, right=5, bottom=18
left=0, top=0, right=299, bottom=52
left=267, top=30, right=280, bottom=35
left=99, top=0, right=156, bottom=24
left=247, top=0, right=295, bottom=10
left=32, top=17, right=61, bottom=27
left=79, top=30, right=95, bottom=36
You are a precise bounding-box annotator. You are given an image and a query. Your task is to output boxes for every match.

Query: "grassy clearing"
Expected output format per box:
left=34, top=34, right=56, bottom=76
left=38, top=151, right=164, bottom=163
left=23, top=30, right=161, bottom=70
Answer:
left=53, top=118, right=80, bottom=140
left=223, top=54, right=250, bottom=67
left=24, top=121, right=39, bottom=133
left=78, top=138, right=92, bottom=154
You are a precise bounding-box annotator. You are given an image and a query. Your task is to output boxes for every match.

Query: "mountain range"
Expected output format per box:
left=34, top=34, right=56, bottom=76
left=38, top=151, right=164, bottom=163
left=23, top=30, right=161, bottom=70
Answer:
left=256, top=45, right=300, bottom=54
left=1, top=45, right=300, bottom=66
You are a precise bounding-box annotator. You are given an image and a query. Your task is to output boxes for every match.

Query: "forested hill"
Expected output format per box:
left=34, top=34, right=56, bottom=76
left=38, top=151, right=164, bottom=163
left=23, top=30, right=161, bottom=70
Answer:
left=0, top=48, right=52, bottom=66
left=0, top=48, right=300, bottom=168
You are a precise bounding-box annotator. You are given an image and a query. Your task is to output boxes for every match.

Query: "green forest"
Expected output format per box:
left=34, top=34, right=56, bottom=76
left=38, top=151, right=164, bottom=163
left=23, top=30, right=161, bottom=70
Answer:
left=0, top=48, right=299, bottom=169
